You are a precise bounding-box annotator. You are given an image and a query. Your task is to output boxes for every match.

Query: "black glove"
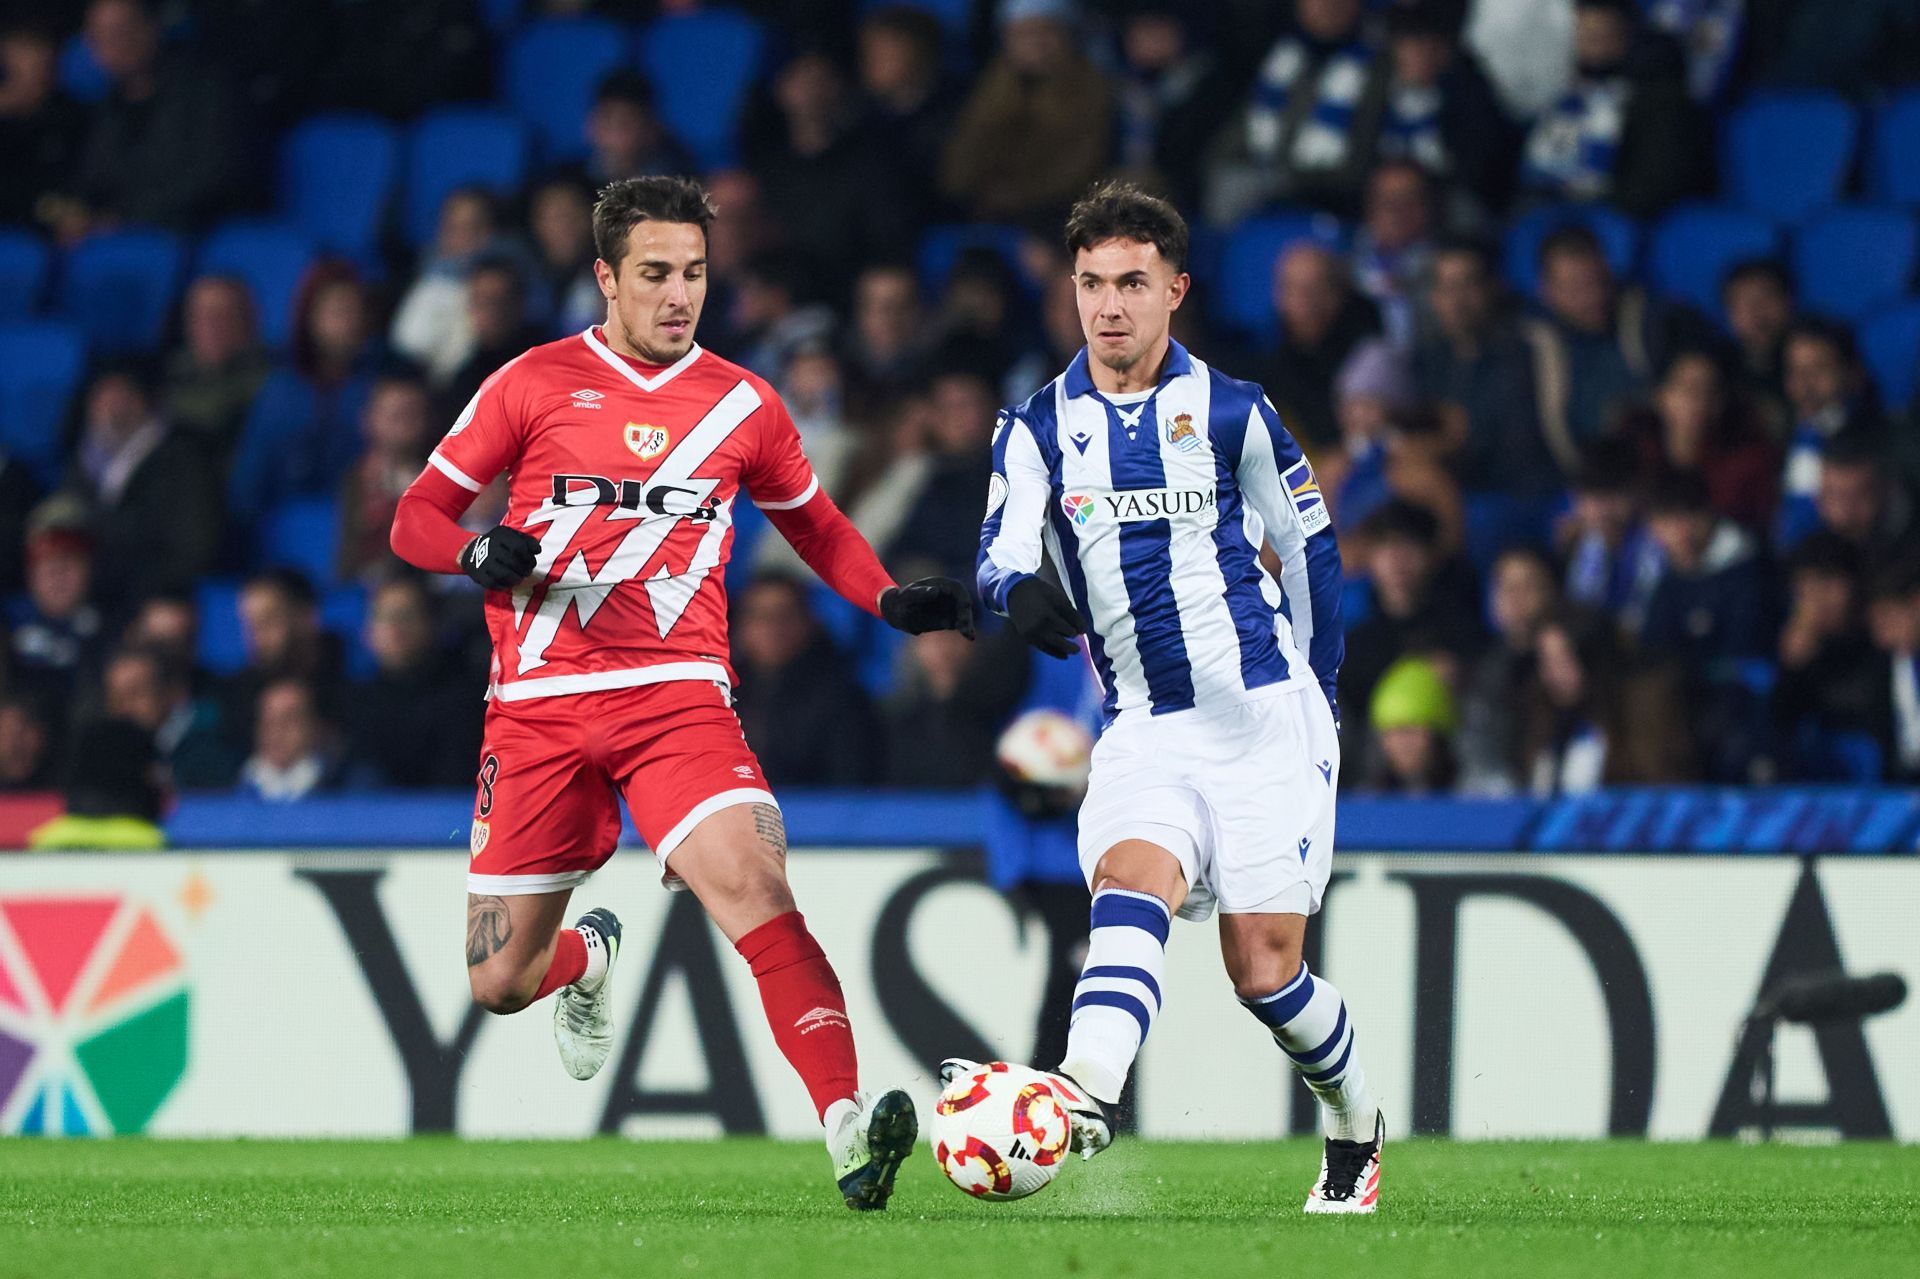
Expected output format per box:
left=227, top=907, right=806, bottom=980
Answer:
left=458, top=525, right=541, bottom=590
left=881, top=577, right=977, bottom=639
left=1007, top=577, right=1084, bottom=659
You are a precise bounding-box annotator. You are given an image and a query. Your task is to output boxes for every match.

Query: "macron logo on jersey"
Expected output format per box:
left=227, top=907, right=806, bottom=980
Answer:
left=1061, top=487, right=1218, bottom=527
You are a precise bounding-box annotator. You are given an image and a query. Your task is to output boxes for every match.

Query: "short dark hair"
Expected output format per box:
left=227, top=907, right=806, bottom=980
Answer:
left=592, top=176, right=717, bottom=271
left=1868, top=558, right=1920, bottom=602
left=1537, top=223, right=1607, bottom=272
left=1721, top=256, right=1793, bottom=300
left=1363, top=498, right=1442, bottom=548
left=1645, top=470, right=1713, bottom=516
left=1789, top=531, right=1863, bottom=580
left=244, top=567, right=318, bottom=608
left=1431, top=233, right=1496, bottom=273
left=1820, top=433, right=1887, bottom=473
left=1064, top=180, right=1189, bottom=273
left=594, top=69, right=657, bottom=111
left=1784, top=316, right=1858, bottom=365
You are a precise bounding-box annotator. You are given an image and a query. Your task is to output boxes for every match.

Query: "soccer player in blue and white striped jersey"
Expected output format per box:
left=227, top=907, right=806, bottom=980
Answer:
left=953, top=183, right=1384, bottom=1213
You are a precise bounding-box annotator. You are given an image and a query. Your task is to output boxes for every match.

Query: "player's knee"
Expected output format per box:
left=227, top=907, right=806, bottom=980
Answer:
left=1228, top=950, right=1303, bottom=1002
left=469, top=964, right=537, bottom=1015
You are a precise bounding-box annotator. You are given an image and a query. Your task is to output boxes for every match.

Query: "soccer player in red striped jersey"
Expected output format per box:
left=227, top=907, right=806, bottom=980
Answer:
left=389, top=176, right=972, bottom=1208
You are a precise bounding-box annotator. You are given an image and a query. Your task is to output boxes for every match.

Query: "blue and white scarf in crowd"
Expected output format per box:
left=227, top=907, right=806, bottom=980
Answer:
left=1645, top=0, right=1745, bottom=102
left=1248, top=37, right=1376, bottom=172
left=1523, top=77, right=1629, bottom=201
left=1774, top=406, right=1848, bottom=549
left=1379, top=82, right=1448, bottom=175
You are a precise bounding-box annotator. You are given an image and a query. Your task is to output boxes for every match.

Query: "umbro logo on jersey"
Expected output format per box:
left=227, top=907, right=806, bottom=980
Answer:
left=1062, top=487, right=1218, bottom=526
left=794, top=1006, right=850, bottom=1035
left=570, top=388, right=605, bottom=410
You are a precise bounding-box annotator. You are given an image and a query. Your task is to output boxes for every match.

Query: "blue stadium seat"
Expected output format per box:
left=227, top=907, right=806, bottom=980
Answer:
left=638, top=10, right=766, bottom=169
left=1214, top=210, right=1346, bottom=340
left=0, top=322, right=85, bottom=488
left=259, top=495, right=342, bottom=586
left=404, top=108, right=532, bottom=246
left=916, top=224, right=1031, bottom=297
left=1860, top=300, right=1920, bottom=410
left=1870, top=89, right=1920, bottom=205
left=197, top=221, right=320, bottom=351
left=480, top=0, right=522, bottom=30
left=57, top=34, right=108, bottom=102
left=321, top=584, right=374, bottom=679
left=724, top=499, right=768, bottom=593
left=1722, top=91, right=1859, bottom=223
left=1016, top=645, right=1098, bottom=716
left=193, top=578, right=249, bottom=676
left=0, top=231, right=50, bottom=321
left=280, top=114, right=400, bottom=255
left=860, top=0, right=972, bottom=33
left=505, top=19, right=633, bottom=160
left=1646, top=203, right=1779, bottom=318
left=58, top=228, right=185, bottom=353
left=1792, top=206, right=1918, bottom=323
left=1503, top=205, right=1640, bottom=299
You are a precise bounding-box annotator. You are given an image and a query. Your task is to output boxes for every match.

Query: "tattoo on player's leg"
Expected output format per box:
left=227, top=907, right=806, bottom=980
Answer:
left=466, top=894, right=513, bottom=967
left=751, top=803, right=788, bottom=861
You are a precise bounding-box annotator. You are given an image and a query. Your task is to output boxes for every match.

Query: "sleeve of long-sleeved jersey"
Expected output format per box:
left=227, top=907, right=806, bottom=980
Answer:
left=1239, top=393, right=1344, bottom=715
left=976, top=412, right=1051, bottom=615
left=389, top=358, right=527, bottom=572
left=748, top=393, right=895, bottom=617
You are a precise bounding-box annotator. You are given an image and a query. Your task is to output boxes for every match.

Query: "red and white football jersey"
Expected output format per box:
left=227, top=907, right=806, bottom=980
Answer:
left=427, top=328, right=823, bottom=702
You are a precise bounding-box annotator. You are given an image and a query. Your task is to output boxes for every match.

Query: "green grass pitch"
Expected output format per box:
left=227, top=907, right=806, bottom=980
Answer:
left=2, top=1138, right=1916, bottom=1279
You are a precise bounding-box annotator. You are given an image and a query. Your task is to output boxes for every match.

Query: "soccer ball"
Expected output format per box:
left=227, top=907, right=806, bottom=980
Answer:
left=929, top=1062, right=1073, bottom=1200
left=995, top=709, right=1093, bottom=793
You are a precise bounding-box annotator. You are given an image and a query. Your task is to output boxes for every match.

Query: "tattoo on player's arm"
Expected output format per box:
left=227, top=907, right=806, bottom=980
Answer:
left=751, top=803, right=788, bottom=861
left=466, top=894, right=513, bottom=967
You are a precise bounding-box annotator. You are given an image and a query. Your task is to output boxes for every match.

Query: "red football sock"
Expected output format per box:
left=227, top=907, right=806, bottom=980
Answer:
left=532, top=928, right=587, bottom=1001
left=735, top=911, right=859, bottom=1121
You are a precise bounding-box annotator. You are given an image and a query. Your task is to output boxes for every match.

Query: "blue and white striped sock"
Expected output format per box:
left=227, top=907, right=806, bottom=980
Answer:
left=1242, top=962, right=1376, bottom=1140
left=1058, top=888, right=1170, bottom=1105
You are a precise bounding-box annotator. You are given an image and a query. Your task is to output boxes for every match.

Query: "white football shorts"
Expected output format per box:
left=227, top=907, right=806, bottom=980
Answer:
left=1076, top=681, right=1341, bottom=921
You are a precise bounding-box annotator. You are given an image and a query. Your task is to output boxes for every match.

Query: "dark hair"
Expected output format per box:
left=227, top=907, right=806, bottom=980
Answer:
left=1789, top=530, right=1864, bottom=580
left=1868, top=558, right=1920, bottom=602
left=1784, top=316, right=1859, bottom=365
left=1571, top=440, right=1638, bottom=494
left=594, top=69, right=657, bottom=111
left=592, top=176, right=717, bottom=271
left=469, top=253, right=526, bottom=293
left=1430, top=233, right=1496, bottom=273
left=1363, top=498, right=1442, bottom=548
left=1721, top=256, right=1793, bottom=300
left=1819, top=433, right=1887, bottom=473
left=1537, top=223, right=1607, bottom=272
left=1386, top=1, right=1460, bottom=39
left=1064, top=180, right=1189, bottom=273
left=1575, top=0, right=1638, bottom=18
left=862, top=5, right=943, bottom=66
left=1645, top=470, right=1713, bottom=516
left=88, top=355, right=160, bottom=401
left=244, top=567, right=318, bottom=608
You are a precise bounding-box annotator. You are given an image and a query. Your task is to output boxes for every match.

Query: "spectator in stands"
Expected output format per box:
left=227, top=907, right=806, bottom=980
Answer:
left=1522, top=604, right=1698, bottom=792
left=929, top=248, right=1031, bottom=389
left=1363, top=655, right=1461, bottom=793
left=579, top=70, right=694, bottom=187
left=50, top=0, right=247, bottom=237
left=238, top=676, right=360, bottom=801
left=1339, top=498, right=1483, bottom=762
left=26, top=716, right=166, bottom=849
left=1638, top=471, right=1769, bottom=672
left=0, top=694, right=54, bottom=792
left=1526, top=226, right=1658, bottom=463
left=1205, top=0, right=1384, bottom=221
left=525, top=173, right=603, bottom=338
left=1005, top=261, right=1089, bottom=402
left=778, top=342, right=857, bottom=496
left=884, top=367, right=999, bottom=581
left=343, top=576, right=481, bottom=789
left=1105, top=2, right=1234, bottom=212
left=746, top=49, right=910, bottom=305
left=0, top=20, right=87, bottom=228
left=101, top=645, right=237, bottom=789
left=163, top=275, right=272, bottom=472
left=1467, top=0, right=1577, bottom=120
left=1350, top=159, right=1436, bottom=346
left=1644, top=0, right=1746, bottom=102
left=1809, top=436, right=1914, bottom=563
left=1720, top=258, right=1794, bottom=429
left=882, top=629, right=1030, bottom=787
left=1325, top=341, right=1465, bottom=554
left=438, top=257, right=544, bottom=422
left=1559, top=445, right=1660, bottom=625
left=8, top=499, right=104, bottom=702
left=842, top=263, right=929, bottom=417
left=338, top=373, right=433, bottom=582
left=1411, top=236, right=1559, bottom=497
left=221, top=569, right=342, bottom=756
left=1458, top=544, right=1560, bottom=794
left=858, top=5, right=958, bottom=227
left=1775, top=319, right=1889, bottom=550
left=731, top=575, right=880, bottom=786
left=1773, top=533, right=1883, bottom=780
left=0, top=448, right=41, bottom=597
left=728, top=250, right=836, bottom=380
left=390, top=188, right=501, bottom=385
left=68, top=362, right=222, bottom=609
left=940, top=0, right=1113, bottom=225
left=1520, top=0, right=1707, bottom=218
left=1621, top=347, right=1778, bottom=530
left=123, top=593, right=203, bottom=688
left=1260, top=241, right=1383, bottom=453
left=1377, top=1, right=1516, bottom=220
left=1866, top=563, right=1920, bottom=783
left=230, top=263, right=385, bottom=530
left=315, top=0, right=490, bottom=121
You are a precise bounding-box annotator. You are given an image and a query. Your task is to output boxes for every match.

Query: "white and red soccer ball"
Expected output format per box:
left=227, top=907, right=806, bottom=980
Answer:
left=994, top=709, right=1093, bottom=793
left=929, top=1062, right=1073, bottom=1200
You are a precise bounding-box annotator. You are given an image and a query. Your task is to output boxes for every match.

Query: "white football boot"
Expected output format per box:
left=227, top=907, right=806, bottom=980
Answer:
left=831, top=1089, right=918, bottom=1210
left=1303, top=1110, right=1384, bottom=1214
left=553, top=908, right=620, bottom=1080
left=938, top=1058, right=1113, bottom=1159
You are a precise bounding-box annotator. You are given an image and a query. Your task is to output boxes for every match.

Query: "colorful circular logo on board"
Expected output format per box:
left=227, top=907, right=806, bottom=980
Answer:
left=0, top=896, right=189, bottom=1135
left=625, top=423, right=670, bottom=460
left=1061, top=493, right=1096, bottom=527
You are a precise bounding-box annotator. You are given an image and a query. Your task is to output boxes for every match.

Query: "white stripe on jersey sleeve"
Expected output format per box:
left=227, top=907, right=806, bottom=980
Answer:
left=428, top=451, right=483, bottom=492
left=753, top=475, right=819, bottom=510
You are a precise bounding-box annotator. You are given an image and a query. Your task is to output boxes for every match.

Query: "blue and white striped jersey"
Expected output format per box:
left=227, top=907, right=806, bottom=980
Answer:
left=977, top=341, right=1344, bottom=721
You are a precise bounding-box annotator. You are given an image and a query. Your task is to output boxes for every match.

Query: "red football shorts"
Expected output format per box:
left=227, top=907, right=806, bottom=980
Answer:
left=465, top=678, right=774, bottom=895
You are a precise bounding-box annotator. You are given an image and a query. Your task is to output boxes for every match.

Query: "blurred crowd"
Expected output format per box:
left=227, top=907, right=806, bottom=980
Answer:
left=3, top=0, right=1920, bottom=822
